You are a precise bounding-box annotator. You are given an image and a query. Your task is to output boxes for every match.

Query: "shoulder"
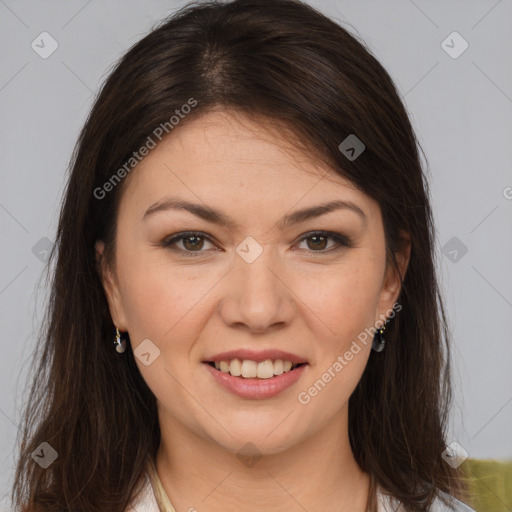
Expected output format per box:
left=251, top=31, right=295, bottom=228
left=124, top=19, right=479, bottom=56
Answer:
left=432, top=493, right=476, bottom=512
left=377, top=486, right=476, bottom=512
left=125, top=471, right=160, bottom=512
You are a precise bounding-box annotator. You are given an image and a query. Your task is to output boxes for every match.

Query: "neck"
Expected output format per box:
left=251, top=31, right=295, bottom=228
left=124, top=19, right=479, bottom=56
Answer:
left=155, top=405, right=371, bottom=512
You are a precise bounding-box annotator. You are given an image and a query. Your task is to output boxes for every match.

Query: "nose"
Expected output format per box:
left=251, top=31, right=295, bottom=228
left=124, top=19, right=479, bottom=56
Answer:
left=218, top=246, right=294, bottom=333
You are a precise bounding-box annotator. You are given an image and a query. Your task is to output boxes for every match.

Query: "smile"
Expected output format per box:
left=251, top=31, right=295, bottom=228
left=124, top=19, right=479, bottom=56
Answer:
left=203, top=360, right=308, bottom=399
left=207, top=358, right=305, bottom=378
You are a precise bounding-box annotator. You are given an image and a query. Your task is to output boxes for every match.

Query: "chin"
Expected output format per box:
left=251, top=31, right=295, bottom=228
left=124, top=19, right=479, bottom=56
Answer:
left=207, top=426, right=302, bottom=459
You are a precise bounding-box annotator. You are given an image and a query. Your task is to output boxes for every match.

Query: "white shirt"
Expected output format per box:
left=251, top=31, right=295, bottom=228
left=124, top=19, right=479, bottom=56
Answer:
left=125, top=470, right=476, bottom=512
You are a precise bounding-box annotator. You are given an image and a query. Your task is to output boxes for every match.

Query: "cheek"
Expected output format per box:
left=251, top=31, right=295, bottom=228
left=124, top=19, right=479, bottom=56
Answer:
left=294, top=258, right=380, bottom=419
left=294, top=254, right=384, bottom=349
left=114, top=251, right=215, bottom=397
left=114, top=242, right=210, bottom=346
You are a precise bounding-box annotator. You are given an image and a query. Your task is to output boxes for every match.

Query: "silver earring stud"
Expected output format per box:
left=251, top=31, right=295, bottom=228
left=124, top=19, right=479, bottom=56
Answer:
left=114, top=327, right=127, bottom=353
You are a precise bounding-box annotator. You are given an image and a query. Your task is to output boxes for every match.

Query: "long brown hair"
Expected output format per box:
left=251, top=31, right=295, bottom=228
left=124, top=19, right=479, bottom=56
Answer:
left=12, top=1, right=468, bottom=510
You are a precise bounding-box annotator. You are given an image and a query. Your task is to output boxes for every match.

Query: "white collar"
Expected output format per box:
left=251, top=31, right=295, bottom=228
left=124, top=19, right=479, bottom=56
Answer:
left=126, top=469, right=475, bottom=512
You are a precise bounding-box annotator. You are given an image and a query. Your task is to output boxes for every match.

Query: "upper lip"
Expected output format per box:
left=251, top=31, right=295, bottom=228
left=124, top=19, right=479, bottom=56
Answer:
left=203, top=349, right=308, bottom=364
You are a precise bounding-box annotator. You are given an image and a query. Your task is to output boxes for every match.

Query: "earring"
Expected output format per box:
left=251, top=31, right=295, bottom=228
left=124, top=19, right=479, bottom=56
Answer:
left=114, top=327, right=127, bottom=353
left=372, top=323, right=386, bottom=352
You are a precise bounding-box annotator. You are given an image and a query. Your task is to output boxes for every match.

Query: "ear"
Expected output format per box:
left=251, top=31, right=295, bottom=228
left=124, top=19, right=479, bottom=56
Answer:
left=375, top=230, right=411, bottom=323
left=95, top=240, right=128, bottom=330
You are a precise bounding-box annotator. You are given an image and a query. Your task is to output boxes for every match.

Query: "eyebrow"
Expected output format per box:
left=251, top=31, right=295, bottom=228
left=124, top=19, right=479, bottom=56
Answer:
left=142, top=197, right=367, bottom=229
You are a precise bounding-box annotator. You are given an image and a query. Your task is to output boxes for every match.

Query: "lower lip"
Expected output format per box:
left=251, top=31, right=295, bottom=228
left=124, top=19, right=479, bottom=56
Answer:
left=203, top=362, right=308, bottom=400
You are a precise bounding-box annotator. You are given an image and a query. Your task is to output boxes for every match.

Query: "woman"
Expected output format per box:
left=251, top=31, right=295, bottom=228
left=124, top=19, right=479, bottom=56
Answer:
left=12, top=0, right=475, bottom=511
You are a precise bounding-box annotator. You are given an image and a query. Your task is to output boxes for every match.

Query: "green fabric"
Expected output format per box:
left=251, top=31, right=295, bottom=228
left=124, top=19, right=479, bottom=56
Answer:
left=463, top=458, right=512, bottom=512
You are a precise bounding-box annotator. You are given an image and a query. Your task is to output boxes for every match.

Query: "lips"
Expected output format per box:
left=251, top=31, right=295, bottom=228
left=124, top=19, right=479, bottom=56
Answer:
left=203, top=349, right=307, bottom=364
left=206, top=359, right=306, bottom=378
left=203, top=360, right=308, bottom=399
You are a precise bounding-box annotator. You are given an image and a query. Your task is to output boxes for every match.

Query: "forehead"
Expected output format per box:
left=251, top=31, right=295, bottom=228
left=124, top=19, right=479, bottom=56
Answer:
left=117, top=109, right=376, bottom=222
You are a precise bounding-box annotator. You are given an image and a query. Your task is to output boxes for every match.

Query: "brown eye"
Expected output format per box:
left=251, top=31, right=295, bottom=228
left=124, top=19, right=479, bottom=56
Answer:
left=296, top=231, right=351, bottom=253
left=182, top=235, right=205, bottom=251
left=306, top=234, right=328, bottom=250
left=162, top=232, right=216, bottom=254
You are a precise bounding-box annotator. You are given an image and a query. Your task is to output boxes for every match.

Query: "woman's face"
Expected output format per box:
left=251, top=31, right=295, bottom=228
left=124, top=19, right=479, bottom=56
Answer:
left=96, top=109, right=407, bottom=456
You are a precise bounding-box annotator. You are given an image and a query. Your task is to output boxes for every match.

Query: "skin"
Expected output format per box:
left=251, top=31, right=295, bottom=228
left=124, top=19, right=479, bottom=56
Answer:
left=96, top=109, right=410, bottom=512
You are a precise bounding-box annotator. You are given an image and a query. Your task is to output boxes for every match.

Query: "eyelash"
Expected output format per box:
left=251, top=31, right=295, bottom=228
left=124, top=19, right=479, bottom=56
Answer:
left=161, top=231, right=352, bottom=257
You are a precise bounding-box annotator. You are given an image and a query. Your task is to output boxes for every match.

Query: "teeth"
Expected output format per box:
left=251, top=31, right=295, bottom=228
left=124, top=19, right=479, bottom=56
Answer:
left=229, top=358, right=242, bottom=376
left=257, top=360, right=274, bottom=379
left=273, top=359, right=284, bottom=375
left=241, top=360, right=257, bottom=378
left=212, top=358, right=301, bottom=378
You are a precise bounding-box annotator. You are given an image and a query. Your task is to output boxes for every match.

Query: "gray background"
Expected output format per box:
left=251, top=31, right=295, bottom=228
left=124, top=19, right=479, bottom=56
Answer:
left=1, top=0, right=511, bottom=508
